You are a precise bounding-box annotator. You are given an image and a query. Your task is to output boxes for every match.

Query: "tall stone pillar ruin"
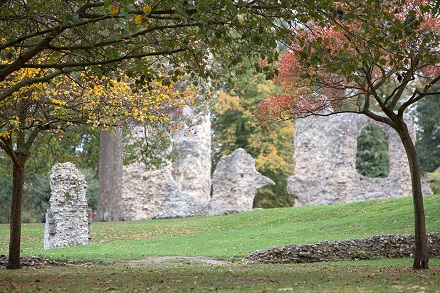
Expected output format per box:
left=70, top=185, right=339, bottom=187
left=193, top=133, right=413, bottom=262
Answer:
left=44, top=162, right=92, bottom=250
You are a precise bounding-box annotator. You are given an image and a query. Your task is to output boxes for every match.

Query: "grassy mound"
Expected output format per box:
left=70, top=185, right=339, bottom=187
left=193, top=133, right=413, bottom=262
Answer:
left=0, top=194, right=439, bottom=263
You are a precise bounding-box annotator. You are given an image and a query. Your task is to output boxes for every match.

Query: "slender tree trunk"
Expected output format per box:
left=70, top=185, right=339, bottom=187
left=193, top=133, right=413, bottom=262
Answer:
left=398, top=122, right=429, bottom=269
left=6, top=161, right=25, bottom=269
left=96, top=126, right=123, bottom=222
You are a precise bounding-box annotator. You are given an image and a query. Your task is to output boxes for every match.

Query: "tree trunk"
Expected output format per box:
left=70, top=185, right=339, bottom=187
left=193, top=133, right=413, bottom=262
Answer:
left=397, top=121, right=429, bottom=269
left=96, top=126, right=124, bottom=222
left=6, top=161, right=25, bottom=269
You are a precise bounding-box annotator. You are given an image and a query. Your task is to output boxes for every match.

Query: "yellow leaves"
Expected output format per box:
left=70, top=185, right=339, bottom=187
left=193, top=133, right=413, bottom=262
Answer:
left=110, top=6, right=119, bottom=15
left=134, top=14, right=145, bottom=24
left=143, top=6, right=152, bottom=15
left=1, top=116, right=20, bottom=139
left=51, top=98, right=66, bottom=106
left=134, top=6, right=152, bottom=24
left=216, top=91, right=243, bottom=114
left=8, top=116, right=19, bottom=125
left=1, top=60, right=193, bottom=138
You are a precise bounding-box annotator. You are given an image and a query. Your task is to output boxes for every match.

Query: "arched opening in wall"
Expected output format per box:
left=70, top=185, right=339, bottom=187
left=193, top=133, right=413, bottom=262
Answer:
left=356, top=124, right=390, bottom=178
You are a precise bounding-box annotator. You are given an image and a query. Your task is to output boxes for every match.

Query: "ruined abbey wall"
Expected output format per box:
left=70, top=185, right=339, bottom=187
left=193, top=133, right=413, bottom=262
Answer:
left=287, top=114, right=432, bottom=206
left=121, top=113, right=211, bottom=220
left=121, top=111, right=273, bottom=220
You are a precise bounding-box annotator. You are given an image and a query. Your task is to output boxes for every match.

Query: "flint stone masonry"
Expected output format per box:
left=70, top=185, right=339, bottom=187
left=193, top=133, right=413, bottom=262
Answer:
left=171, top=112, right=212, bottom=204
left=242, top=233, right=440, bottom=264
left=44, top=163, right=92, bottom=250
left=122, top=111, right=212, bottom=220
left=288, top=114, right=432, bottom=206
left=121, top=164, right=207, bottom=220
left=122, top=110, right=272, bottom=219
left=210, top=148, right=275, bottom=215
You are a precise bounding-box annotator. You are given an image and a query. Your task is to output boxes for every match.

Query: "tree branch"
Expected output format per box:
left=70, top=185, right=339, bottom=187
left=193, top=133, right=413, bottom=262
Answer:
left=0, top=68, right=75, bottom=102
left=17, top=47, right=187, bottom=70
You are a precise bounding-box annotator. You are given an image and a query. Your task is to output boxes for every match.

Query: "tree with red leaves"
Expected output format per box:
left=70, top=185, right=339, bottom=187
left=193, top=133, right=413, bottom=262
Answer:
left=257, top=0, right=439, bottom=269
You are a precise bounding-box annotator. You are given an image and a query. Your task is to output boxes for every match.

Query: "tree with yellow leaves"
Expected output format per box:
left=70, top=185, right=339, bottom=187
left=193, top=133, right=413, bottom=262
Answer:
left=1, top=0, right=305, bottom=269
left=0, top=66, right=191, bottom=269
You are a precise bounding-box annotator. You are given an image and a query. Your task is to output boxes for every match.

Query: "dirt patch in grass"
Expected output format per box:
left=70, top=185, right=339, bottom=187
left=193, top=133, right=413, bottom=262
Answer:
left=1, top=255, right=234, bottom=268
left=124, top=256, right=234, bottom=266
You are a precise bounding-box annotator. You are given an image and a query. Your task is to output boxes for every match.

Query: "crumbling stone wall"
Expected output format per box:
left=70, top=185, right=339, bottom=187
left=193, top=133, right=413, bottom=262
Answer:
left=288, top=114, right=432, bottom=206
left=121, top=111, right=212, bottom=220
left=242, top=233, right=440, bottom=264
left=44, top=162, right=92, bottom=250
left=121, top=106, right=274, bottom=220
left=171, top=112, right=212, bottom=204
left=210, top=148, right=275, bottom=215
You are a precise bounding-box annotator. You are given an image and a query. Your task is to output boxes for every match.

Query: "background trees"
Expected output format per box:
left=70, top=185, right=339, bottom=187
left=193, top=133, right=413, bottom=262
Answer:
left=356, top=124, right=390, bottom=178
left=211, top=62, right=294, bottom=208
left=257, top=1, right=439, bottom=269
left=414, top=85, right=440, bottom=173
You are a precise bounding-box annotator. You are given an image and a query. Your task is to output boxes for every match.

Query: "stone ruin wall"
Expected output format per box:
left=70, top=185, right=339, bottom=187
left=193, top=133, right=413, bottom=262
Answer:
left=288, top=113, right=432, bottom=206
left=242, top=232, right=440, bottom=264
left=210, top=148, right=274, bottom=214
left=121, top=111, right=274, bottom=220
left=121, top=112, right=212, bottom=220
left=44, top=162, right=92, bottom=250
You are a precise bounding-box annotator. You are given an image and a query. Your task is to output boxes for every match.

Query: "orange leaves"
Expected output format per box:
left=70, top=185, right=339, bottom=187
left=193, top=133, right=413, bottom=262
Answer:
left=256, top=94, right=298, bottom=126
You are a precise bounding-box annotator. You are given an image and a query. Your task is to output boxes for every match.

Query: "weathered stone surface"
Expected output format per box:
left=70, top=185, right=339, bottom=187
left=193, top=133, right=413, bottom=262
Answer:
left=210, top=148, right=275, bottom=215
left=122, top=146, right=273, bottom=219
left=242, top=233, right=440, bottom=264
left=121, top=164, right=207, bottom=220
left=288, top=114, right=432, bottom=206
left=44, top=162, right=92, bottom=250
left=171, top=111, right=211, bottom=204
left=122, top=111, right=212, bottom=220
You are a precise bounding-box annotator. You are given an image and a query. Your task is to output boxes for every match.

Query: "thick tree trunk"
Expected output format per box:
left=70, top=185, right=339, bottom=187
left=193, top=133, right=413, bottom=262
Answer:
left=6, top=161, right=25, bottom=269
left=398, top=122, right=429, bottom=269
left=96, top=126, right=124, bottom=222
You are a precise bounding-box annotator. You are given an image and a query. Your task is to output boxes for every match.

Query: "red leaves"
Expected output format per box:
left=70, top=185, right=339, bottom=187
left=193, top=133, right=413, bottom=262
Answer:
left=257, top=0, right=440, bottom=127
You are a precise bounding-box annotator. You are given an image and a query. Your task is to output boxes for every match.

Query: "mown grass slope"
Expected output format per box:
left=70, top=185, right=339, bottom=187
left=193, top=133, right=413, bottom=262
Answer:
left=1, top=194, right=439, bottom=263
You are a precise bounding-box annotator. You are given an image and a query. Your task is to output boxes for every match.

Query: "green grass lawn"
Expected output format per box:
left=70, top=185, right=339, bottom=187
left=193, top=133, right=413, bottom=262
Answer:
left=1, top=194, right=439, bottom=292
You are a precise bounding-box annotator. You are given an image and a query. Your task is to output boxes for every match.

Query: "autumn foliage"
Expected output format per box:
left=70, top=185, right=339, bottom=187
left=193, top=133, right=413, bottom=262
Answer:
left=257, top=0, right=440, bottom=127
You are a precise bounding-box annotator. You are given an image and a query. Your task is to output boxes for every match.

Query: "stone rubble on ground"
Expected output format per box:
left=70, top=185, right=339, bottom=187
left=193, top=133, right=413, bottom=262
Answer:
left=242, top=232, right=440, bottom=264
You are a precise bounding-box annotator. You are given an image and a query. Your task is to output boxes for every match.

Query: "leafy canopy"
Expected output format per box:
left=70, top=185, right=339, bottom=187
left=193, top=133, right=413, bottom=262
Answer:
left=257, top=0, right=440, bottom=124
left=0, top=0, right=301, bottom=103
